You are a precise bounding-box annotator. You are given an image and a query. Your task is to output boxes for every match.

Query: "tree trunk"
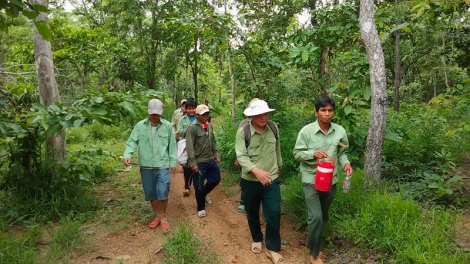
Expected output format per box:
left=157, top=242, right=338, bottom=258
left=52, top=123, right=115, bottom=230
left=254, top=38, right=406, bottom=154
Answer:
left=32, top=0, right=66, bottom=163
left=394, top=16, right=401, bottom=112
left=225, top=0, right=236, bottom=122
left=359, top=0, right=388, bottom=188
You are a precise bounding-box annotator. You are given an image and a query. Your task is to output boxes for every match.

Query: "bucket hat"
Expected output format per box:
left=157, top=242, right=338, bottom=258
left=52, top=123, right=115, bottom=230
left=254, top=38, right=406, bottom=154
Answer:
left=243, top=100, right=275, bottom=117
left=148, top=99, right=164, bottom=115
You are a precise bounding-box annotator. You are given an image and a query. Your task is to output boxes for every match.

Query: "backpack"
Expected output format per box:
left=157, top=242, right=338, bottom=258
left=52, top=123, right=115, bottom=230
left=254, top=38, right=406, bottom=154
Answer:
left=177, top=125, right=197, bottom=167
left=242, top=120, right=279, bottom=148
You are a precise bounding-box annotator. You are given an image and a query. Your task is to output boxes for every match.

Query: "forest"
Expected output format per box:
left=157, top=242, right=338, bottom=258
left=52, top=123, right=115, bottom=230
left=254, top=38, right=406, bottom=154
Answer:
left=0, top=0, right=469, bottom=263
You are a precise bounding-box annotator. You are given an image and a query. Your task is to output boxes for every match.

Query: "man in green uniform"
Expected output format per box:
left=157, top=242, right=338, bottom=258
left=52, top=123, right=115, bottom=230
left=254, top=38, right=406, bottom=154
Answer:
left=235, top=99, right=284, bottom=264
left=293, top=96, right=353, bottom=264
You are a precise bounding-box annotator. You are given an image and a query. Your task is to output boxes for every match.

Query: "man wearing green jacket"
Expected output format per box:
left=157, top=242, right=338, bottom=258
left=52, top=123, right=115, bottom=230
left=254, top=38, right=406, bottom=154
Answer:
left=123, top=99, right=177, bottom=232
left=185, top=104, right=221, bottom=218
left=293, top=96, right=353, bottom=264
left=235, top=99, right=284, bottom=264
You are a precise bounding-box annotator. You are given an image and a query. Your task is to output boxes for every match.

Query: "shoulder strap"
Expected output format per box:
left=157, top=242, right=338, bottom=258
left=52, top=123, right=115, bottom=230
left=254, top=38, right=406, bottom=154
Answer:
left=243, top=121, right=278, bottom=148
left=267, top=120, right=279, bottom=141
left=243, top=123, right=251, bottom=148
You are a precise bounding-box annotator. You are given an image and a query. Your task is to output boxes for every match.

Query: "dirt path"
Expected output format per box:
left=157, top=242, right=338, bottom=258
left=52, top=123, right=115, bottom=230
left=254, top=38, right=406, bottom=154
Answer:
left=70, top=166, right=311, bottom=264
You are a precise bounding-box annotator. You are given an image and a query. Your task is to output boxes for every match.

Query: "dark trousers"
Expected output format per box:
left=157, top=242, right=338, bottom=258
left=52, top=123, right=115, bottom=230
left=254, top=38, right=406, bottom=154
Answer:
left=193, top=160, right=221, bottom=211
left=302, top=183, right=337, bottom=258
left=183, top=167, right=193, bottom=190
left=241, top=177, right=281, bottom=252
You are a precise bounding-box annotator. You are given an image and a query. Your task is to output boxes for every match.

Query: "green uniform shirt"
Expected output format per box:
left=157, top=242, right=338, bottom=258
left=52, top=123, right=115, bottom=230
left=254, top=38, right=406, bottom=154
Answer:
left=293, top=120, right=350, bottom=185
left=171, top=108, right=183, bottom=133
left=235, top=121, right=282, bottom=182
left=123, top=118, right=177, bottom=168
left=185, top=120, right=220, bottom=167
left=177, top=115, right=193, bottom=139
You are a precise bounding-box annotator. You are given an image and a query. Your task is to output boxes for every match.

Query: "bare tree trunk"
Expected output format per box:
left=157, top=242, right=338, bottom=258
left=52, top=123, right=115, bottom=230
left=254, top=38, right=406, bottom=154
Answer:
left=394, top=16, right=401, bottom=112
left=441, top=56, right=450, bottom=88
left=32, top=0, right=66, bottom=163
left=360, top=0, right=388, bottom=187
left=225, top=0, right=236, bottom=122
left=433, top=72, right=437, bottom=97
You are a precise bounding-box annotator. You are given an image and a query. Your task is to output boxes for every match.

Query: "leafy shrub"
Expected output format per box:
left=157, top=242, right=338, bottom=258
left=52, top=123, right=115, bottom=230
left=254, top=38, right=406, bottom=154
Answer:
left=42, top=215, right=85, bottom=262
left=0, top=224, right=42, bottom=264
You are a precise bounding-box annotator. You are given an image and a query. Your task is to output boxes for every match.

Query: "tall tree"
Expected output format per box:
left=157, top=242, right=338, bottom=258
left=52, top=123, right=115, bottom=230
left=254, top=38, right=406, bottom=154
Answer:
left=32, top=0, right=66, bottom=163
left=359, top=0, right=387, bottom=187
left=394, top=0, right=401, bottom=112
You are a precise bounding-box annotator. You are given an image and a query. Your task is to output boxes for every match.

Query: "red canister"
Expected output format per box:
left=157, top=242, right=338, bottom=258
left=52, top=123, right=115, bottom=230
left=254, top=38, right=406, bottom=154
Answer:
left=314, top=154, right=335, bottom=192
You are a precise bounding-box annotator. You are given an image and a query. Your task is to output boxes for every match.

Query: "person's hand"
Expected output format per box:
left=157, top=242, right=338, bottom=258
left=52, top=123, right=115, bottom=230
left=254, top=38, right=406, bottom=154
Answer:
left=234, top=159, right=240, bottom=169
left=215, top=156, right=221, bottom=163
left=175, top=134, right=179, bottom=140
left=191, top=165, right=199, bottom=173
left=277, top=167, right=282, bottom=177
left=313, top=150, right=329, bottom=160
left=344, top=164, right=353, bottom=178
left=169, top=167, right=176, bottom=174
left=252, top=168, right=272, bottom=186
left=123, top=158, right=131, bottom=166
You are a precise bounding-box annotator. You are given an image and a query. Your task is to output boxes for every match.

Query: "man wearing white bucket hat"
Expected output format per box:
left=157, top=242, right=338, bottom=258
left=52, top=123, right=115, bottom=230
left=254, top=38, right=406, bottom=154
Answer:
left=293, top=96, right=353, bottom=264
left=235, top=99, right=284, bottom=264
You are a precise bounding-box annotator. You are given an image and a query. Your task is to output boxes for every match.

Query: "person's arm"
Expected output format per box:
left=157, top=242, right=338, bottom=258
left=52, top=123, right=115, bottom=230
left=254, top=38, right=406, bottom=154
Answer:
left=177, top=117, right=186, bottom=139
left=235, top=128, right=256, bottom=172
left=186, top=124, right=197, bottom=169
left=168, top=124, right=177, bottom=168
left=210, top=124, right=220, bottom=160
left=338, top=129, right=351, bottom=173
left=293, top=127, right=315, bottom=162
left=123, top=125, right=140, bottom=166
left=274, top=123, right=282, bottom=168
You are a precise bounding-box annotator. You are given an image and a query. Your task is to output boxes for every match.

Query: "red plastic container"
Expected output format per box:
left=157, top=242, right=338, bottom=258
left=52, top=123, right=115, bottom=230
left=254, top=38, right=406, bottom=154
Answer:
left=314, top=154, right=335, bottom=192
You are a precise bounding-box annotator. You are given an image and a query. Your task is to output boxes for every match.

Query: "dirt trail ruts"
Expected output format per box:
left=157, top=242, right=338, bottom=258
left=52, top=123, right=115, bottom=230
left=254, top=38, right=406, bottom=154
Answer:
left=69, top=166, right=311, bottom=264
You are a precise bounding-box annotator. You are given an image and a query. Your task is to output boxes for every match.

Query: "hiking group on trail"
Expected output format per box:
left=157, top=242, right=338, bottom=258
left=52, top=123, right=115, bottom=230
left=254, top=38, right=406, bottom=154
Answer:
left=123, top=96, right=353, bottom=264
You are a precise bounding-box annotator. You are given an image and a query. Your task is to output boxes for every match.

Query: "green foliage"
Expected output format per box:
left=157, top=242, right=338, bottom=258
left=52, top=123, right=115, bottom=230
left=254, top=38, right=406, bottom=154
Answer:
left=42, top=215, right=85, bottom=262
left=0, top=224, right=41, bottom=264
left=162, top=221, right=220, bottom=264
left=331, top=187, right=469, bottom=263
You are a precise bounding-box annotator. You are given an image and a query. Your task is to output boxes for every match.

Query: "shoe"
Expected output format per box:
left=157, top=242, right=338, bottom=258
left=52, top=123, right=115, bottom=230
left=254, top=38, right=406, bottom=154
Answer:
left=161, top=219, right=170, bottom=233
left=183, top=189, right=190, bottom=196
left=237, top=204, right=245, bottom=212
left=205, top=195, right=212, bottom=204
left=148, top=218, right=160, bottom=229
left=197, top=210, right=206, bottom=218
left=251, top=242, right=262, bottom=254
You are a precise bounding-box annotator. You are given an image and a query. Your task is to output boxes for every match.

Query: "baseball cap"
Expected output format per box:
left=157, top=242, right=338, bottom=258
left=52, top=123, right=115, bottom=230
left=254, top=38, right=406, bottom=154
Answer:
left=243, top=100, right=275, bottom=117
left=181, top=99, right=187, bottom=105
left=196, top=104, right=210, bottom=115
left=148, top=99, right=164, bottom=115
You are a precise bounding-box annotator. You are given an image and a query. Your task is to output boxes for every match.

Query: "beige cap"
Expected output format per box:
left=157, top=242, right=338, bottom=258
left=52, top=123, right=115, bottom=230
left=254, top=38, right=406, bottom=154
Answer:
left=148, top=99, right=164, bottom=115
left=181, top=99, right=187, bottom=105
left=196, top=104, right=210, bottom=115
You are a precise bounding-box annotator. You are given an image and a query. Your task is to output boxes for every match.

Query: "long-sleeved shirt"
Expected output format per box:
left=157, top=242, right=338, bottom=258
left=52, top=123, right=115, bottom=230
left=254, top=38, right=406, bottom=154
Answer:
left=235, top=121, right=282, bottom=182
left=293, top=120, right=350, bottom=185
left=123, top=118, right=177, bottom=168
left=177, top=115, right=194, bottom=139
left=171, top=108, right=183, bottom=133
left=185, top=119, right=220, bottom=167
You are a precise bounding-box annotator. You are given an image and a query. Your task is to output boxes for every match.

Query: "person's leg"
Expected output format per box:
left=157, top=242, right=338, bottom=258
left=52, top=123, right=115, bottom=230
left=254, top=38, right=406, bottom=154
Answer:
left=156, top=168, right=171, bottom=231
left=262, top=178, right=282, bottom=252
left=302, top=183, right=324, bottom=259
left=241, top=178, right=263, bottom=243
left=140, top=169, right=160, bottom=228
left=193, top=163, right=207, bottom=212
left=238, top=168, right=245, bottom=212
left=319, top=184, right=336, bottom=230
left=202, top=160, right=221, bottom=196
left=183, top=167, right=193, bottom=194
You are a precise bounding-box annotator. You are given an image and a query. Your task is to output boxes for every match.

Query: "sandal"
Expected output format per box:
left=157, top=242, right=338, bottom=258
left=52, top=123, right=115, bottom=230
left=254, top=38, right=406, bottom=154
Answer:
left=183, top=189, right=190, bottom=196
left=161, top=219, right=170, bottom=233
left=148, top=218, right=160, bottom=229
left=197, top=210, right=206, bottom=218
left=237, top=204, right=245, bottom=212
left=265, top=250, right=285, bottom=264
left=205, top=195, right=212, bottom=204
left=251, top=242, right=262, bottom=254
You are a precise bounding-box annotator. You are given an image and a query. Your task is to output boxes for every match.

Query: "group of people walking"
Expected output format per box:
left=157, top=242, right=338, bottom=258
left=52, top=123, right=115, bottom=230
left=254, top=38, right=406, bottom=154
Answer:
left=122, top=96, right=352, bottom=264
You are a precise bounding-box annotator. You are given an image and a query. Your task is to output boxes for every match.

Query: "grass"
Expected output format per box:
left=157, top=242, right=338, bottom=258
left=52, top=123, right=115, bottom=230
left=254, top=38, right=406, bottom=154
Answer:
left=162, top=221, right=220, bottom=264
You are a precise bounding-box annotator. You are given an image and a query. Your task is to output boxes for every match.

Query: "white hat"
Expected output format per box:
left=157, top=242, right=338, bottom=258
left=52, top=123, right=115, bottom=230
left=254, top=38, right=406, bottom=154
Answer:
left=180, top=99, right=187, bottom=105
left=148, top=99, right=164, bottom=115
left=196, top=104, right=210, bottom=115
left=243, top=100, right=275, bottom=117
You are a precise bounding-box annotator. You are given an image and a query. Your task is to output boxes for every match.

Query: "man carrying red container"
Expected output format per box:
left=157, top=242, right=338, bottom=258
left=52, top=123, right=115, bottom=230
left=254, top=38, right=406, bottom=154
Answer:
left=293, top=96, right=353, bottom=264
